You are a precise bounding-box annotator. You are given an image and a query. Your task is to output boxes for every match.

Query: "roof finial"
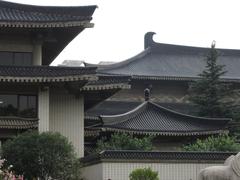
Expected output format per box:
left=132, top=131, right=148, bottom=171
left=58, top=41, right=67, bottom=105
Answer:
left=144, top=88, right=150, bottom=101
left=211, top=40, right=216, bottom=48
left=144, top=32, right=156, bottom=49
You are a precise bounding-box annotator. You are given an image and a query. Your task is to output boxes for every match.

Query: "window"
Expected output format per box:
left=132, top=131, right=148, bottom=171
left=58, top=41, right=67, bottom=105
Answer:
left=0, top=52, right=32, bottom=66
left=0, top=94, right=37, bottom=118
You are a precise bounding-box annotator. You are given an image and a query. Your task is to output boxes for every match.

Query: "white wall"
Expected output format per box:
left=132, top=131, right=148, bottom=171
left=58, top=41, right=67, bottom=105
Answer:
left=82, top=163, right=103, bottom=180
left=82, top=161, right=223, bottom=180
left=49, top=90, right=84, bottom=157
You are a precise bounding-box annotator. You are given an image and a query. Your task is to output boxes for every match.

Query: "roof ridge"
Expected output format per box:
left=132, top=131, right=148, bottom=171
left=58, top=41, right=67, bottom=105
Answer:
left=149, top=101, right=231, bottom=122
left=100, top=101, right=148, bottom=125
left=85, top=48, right=151, bottom=71
left=145, top=32, right=240, bottom=56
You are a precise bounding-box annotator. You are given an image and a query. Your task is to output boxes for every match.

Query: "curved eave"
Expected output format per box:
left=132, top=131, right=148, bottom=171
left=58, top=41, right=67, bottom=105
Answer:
left=101, top=101, right=231, bottom=125
left=132, top=75, right=240, bottom=82
left=100, top=127, right=229, bottom=136
left=0, top=124, right=38, bottom=129
left=85, top=128, right=101, bottom=137
left=0, top=117, right=38, bottom=129
left=97, top=74, right=240, bottom=82
left=0, top=21, right=93, bottom=28
left=0, top=74, right=97, bottom=83
left=81, top=83, right=130, bottom=91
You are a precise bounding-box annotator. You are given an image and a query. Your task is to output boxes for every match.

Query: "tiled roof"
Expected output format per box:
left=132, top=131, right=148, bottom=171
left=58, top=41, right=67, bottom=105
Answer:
left=0, top=116, right=38, bottom=129
left=0, top=1, right=97, bottom=65
left=0, top=65, right=97, bottom=82
left=0, top=1, right=96, bottom=28
left=81, top=150, right=236, bottom=165
left=94, top=101, right=230, bottom=136
left=85, top=32, right=240, bottom=81
left=85, top=101, right=197, bottom=118
left=81, top=75, right=131, bottom=91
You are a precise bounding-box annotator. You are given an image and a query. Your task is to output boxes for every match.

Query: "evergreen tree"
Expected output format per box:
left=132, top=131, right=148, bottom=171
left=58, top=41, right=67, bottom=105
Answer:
left=189, top=42, right=234, bottom=118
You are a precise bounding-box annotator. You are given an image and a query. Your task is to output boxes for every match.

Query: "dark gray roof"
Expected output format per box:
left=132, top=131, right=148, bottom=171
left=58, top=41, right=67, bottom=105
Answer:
left=0, top=1, right=96, bottom=27
left=85, top=101, right=141, bottom=118
left=81, top=75, right=131, bottom=91
left=85, top=32, right=240, bottom=81
left=85, top=101, right=197, bottom=119
left=0, top=1, right=97, bottom=65
left=81, top=150, right=236, bottom=165
left=96, top=101, right=230, bottom=136
left=0, top=116, right=38, bottom=129
left=0, top=65, right=97, bottom=82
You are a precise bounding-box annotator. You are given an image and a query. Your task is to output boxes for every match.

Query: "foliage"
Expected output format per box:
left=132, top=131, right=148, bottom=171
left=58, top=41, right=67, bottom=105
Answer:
left=188, top=42, right=238, bottom=118
left=129, top=167, right=159, bottom=180
left=1, top=131, right=81, bottom=180
left=96, top=133, right=153, bottom=152
left=183, top=135, right=240, bottom=152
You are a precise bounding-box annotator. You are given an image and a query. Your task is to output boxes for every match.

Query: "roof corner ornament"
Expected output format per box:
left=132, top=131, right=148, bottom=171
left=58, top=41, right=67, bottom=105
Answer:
left=144, top=88, right=151, bottom=101
left=144, top=32, right=156, bottom=49
left=211, top=40, right=216, bottom=48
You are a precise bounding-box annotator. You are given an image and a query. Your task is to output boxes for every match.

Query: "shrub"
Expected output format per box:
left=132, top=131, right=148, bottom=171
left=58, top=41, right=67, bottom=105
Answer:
left=129, top=167, right=159, bottom=180
left=96, top=133, right=153, bottom=152
left=183, top=135, right=240, bottom=152
left=1, top=131, right=81, bottom=180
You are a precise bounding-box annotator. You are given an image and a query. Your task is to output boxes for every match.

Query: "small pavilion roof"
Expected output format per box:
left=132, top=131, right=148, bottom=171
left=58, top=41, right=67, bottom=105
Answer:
left=0, top=116, right=38, bottom=129
left=86, top=101, right=230, bottom=136
left=0, top=65, right=97, bottom=82
left=85, top=32, right=240, bottom=82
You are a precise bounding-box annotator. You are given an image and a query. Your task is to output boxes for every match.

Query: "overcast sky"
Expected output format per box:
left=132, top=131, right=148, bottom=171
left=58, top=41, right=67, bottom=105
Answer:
left=6, top=0, right=240, bottom=65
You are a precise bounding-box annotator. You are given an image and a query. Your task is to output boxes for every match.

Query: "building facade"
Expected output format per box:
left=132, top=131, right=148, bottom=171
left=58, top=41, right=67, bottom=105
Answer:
left=0, top=1, right=98, bottom=157
left=84, top=32, right=240, bottom=151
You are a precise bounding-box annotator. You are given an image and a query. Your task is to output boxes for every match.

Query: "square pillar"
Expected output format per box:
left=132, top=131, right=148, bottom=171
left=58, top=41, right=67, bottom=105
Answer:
left=38, top=87, right=50, bottom=132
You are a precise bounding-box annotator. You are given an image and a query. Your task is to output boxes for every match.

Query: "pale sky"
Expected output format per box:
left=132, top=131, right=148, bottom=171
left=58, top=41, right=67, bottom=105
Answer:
left=6, top=0, right=240, bottom=65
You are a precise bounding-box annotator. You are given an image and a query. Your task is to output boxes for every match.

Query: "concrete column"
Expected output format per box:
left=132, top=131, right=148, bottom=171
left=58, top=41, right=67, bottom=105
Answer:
left=33, top=43, right=42, bottom=65
left=38, top=87, right=49, bottom=132
left=49, top=91, right=84, bottom=157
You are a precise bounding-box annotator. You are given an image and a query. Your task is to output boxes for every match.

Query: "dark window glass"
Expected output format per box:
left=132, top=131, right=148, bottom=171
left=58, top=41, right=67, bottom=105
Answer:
left=0, top=94, right=37, bottom=117
left=19, top=95, right=37, bottom=118
left=0, top=52, right=32, bottom=66
left=0, top=95, right=18, bottom=116
left=0, top=52, right=13, bottom=65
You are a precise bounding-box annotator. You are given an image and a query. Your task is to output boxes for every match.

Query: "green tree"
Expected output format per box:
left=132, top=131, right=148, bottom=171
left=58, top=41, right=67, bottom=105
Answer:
left=183, top=135, right=240, bottom=152
left=96, top=133, right=153, bottom=152
left=1, top=131, right=81, bottom=180
left=129, top=167, right=159, bottom=180
left=188, top=42, right=235, bottom=118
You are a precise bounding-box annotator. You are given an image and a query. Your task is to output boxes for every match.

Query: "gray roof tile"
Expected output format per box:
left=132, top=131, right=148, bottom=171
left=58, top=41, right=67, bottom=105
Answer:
left=0, top=65, right=97, bottom=82
left=86, top=32, right=240, bottom=81
left=0, top=1, right=96, bottom=24
left=81, top=151, right=236, bottom=164
left=0, top=116, right=38, bottom=129
left=98, top=101, right=230, bottom=136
